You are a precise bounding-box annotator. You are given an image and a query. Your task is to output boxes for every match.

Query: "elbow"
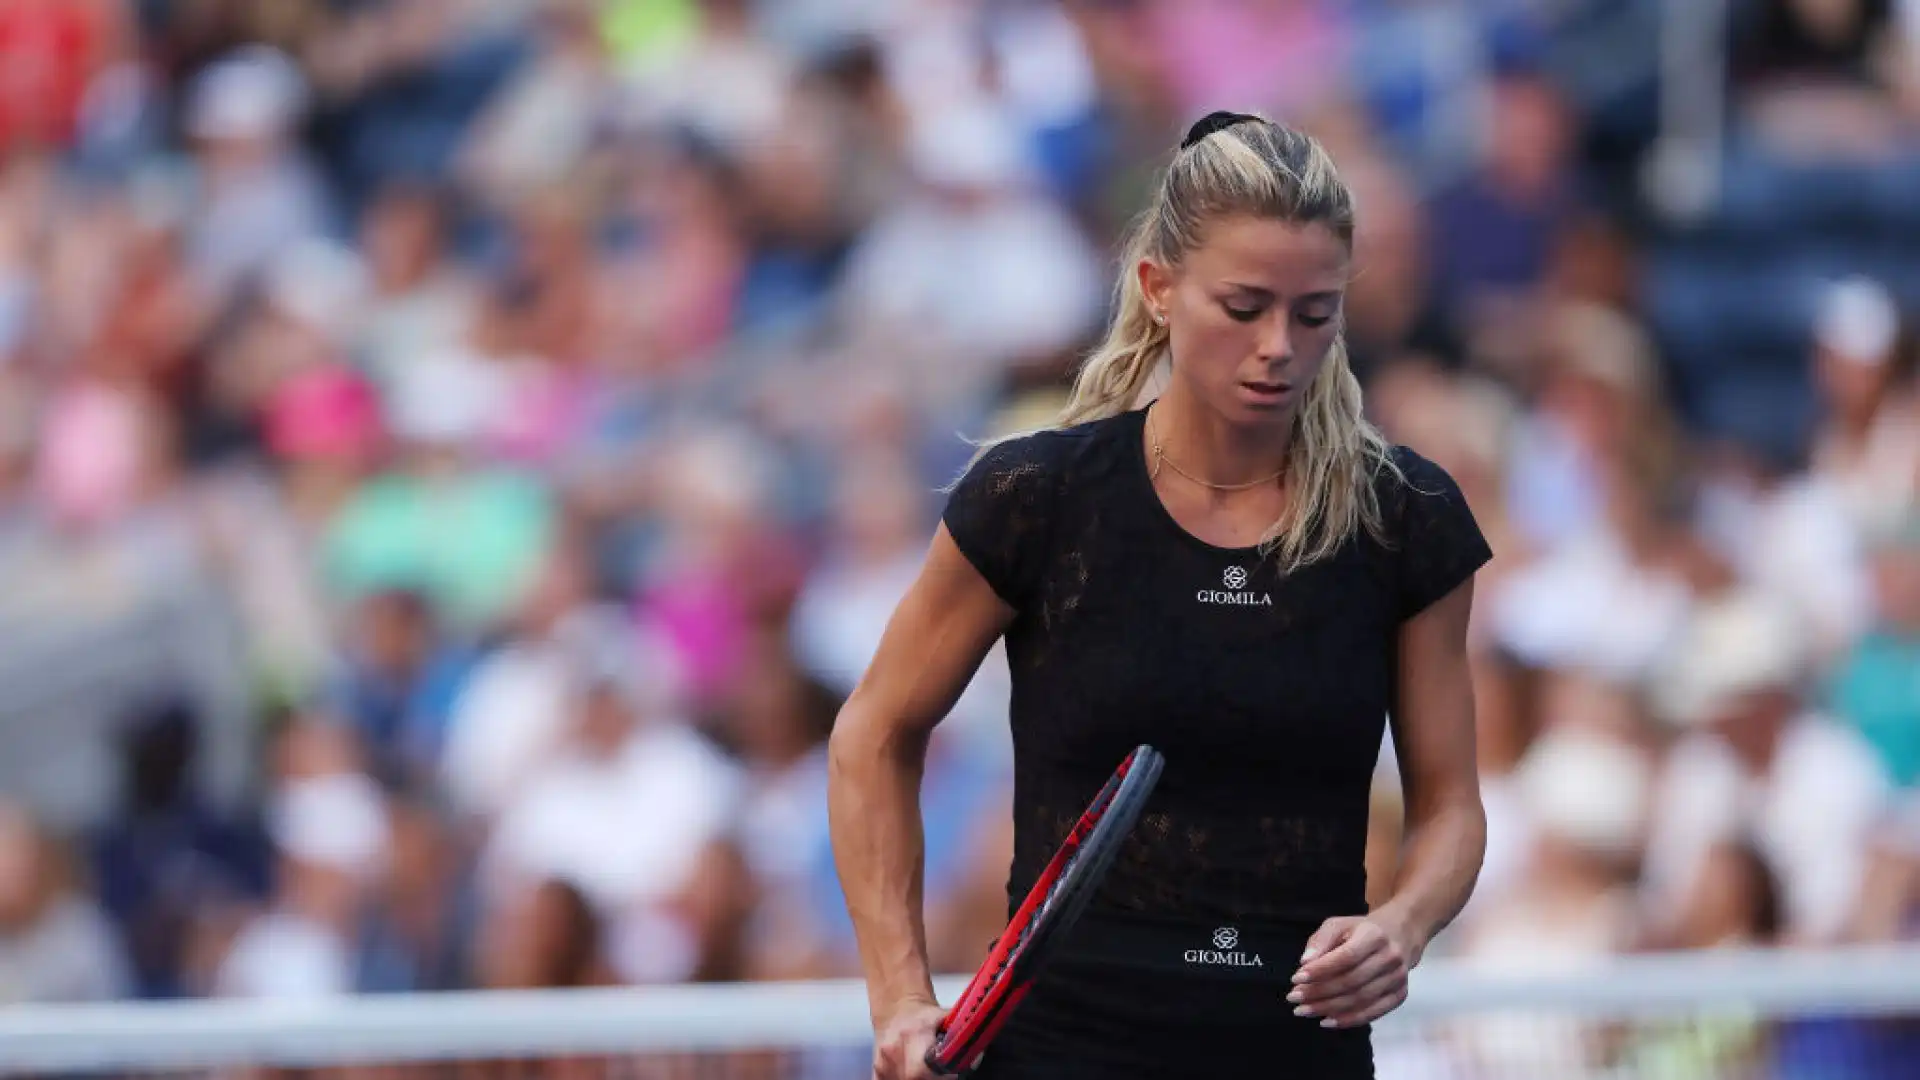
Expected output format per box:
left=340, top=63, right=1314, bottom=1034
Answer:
left=826, top=701, right=872, bottom=828
left=827, top=698, right=867, bottom=783
left=827, top=694, right=903, bottom=785
left=826, top=696, right=932, bottom=832
left=829, top=690, right=932, bottom=775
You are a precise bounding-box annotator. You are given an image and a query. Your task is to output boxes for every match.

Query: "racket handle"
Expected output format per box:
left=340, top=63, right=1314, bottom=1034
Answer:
left=924, top=1044, right=966, bottom=1078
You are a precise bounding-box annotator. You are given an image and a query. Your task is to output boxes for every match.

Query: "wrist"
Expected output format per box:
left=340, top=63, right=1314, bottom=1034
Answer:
left=1371, top=900, right=1435, bottom=963
left=871, top=984, right=940, bottom=1026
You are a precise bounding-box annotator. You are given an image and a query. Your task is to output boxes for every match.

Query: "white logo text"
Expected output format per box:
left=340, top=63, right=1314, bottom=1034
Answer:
left=1186, top=927, right=1265, bottom=968
left=1198, top=567, right=1272, bottom=606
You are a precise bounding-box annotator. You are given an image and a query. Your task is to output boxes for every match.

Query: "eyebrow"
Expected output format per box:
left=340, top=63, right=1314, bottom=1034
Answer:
left=1221, top=283, right=1344, bottom=303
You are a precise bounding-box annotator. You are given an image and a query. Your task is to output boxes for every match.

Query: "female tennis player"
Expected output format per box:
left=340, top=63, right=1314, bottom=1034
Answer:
left=828, top=111, right=1490, bottom=1079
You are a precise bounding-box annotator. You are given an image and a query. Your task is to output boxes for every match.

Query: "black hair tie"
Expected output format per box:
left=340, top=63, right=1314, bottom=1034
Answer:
left=1180, top=110, right=1263, bottom=150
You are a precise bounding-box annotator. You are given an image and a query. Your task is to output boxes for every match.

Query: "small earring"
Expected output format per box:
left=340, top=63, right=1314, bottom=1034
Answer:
left=1154, top=312, right=1166, bottom=325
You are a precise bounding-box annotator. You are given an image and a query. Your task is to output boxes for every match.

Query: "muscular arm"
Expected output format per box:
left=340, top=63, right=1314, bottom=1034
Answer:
left=828, top=525, right=1014, bottom=1025
left=1378, top=577, right=1487, bottom=954
left=1282, top=578, right=1490, bottom=1029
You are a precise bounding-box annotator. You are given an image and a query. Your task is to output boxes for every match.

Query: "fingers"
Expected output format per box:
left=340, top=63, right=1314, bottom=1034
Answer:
left=873, top=1038, right=935, bottom=1080
left=912, top=1044, right=952, bottom=1080
left=1336, top=976, right=1410, bottom=1028
left=876, top=1043, right=944, bottom=1080
left=1296, top=919, right=1387, bottom=984
left=1298, top=915, right=1359, bottom=966
left=1288, top=948, right=1398, bottom=1011
left=1288, top=916, right=1416, bottom=1030
left=874, top=1047, right=940, bottom=1080
left=872, top=1003, right=947, bottom=1080
left=1295, top=970, right=1407, bottom=1028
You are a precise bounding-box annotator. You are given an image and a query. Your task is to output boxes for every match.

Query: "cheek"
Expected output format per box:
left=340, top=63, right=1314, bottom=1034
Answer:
left=1173, top=312, right=1255, bottom=376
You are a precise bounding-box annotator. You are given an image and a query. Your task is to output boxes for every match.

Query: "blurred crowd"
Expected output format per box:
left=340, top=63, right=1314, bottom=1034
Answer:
left=0, top=3, right=1912, bottom=1073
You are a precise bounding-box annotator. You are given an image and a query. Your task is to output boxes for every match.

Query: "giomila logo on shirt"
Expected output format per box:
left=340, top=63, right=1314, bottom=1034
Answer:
left=1185, top=925, right=1265, bottom=967
left=1198, top=565, right=1273, bottom=607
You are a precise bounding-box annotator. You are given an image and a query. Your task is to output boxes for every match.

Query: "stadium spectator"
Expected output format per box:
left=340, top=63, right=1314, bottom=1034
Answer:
left=0, top=798, right=129, bottom=1003
left=1642, top=591, right=1892, bottom=945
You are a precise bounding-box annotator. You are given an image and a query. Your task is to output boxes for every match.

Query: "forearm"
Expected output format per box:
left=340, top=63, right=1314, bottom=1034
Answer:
left=1375, top=793, right=1486, bottom=958
left=828, top=706, right=938, bottom=1022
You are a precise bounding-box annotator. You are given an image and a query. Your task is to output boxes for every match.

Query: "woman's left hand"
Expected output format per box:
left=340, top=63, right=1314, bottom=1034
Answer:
left=1287, top=912, right=1424, bottom=1029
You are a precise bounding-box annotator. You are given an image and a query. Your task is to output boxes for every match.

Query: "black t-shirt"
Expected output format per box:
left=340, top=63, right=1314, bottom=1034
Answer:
left=943, top=406, right=1491, bottom=926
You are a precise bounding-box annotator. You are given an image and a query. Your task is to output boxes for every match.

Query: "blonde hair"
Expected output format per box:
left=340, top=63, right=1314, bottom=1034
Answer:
left=1056, top=113, right=1397, bottom=570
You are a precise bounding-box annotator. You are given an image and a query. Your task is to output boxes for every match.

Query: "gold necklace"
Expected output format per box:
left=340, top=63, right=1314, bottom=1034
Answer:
left=1146, top=408, right=1287, bottom=492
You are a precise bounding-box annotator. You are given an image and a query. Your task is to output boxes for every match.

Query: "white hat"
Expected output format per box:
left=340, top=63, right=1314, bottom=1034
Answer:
left=1815, top=276, right=1899, bottom=366
left=1515, top=725, right=1650, bottom=860
left=187, top=46, right=307, bottom=142
left=267, top=772, right=391, bottom=880
left=1650, top=590, right=1807, bottom=727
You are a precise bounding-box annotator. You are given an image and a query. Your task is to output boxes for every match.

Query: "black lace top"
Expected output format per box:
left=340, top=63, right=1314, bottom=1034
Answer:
left=944, top=407, right=1491, bottom=925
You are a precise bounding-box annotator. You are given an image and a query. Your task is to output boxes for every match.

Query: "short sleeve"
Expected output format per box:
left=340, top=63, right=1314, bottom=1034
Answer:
left=1388, top=447, right=1493, bottom=620
left=941, top=435, right=1059, bottom=609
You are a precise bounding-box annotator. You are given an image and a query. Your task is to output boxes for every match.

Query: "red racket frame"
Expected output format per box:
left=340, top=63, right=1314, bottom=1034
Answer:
left=924, top=744, right=1164, bottom=1077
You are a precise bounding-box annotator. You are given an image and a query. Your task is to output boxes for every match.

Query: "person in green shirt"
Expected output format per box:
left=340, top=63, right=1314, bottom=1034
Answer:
left=324, top=466, right=556, bottom=635
left=1831, top=515, right=1920, bottom=787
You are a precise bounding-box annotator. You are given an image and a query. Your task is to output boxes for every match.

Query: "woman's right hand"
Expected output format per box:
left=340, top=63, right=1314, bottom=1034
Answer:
left=872, top=997, right=950, bottom=1080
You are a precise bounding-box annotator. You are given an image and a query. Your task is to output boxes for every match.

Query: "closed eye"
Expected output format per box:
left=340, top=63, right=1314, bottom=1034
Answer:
left=1223, top=304, right=1263, bottom=323
left=1297, top=313, right=1334, bottom=328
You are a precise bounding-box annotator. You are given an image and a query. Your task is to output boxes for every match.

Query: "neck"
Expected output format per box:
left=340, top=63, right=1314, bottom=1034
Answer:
left=1149, top=384, right=1293, bottom=489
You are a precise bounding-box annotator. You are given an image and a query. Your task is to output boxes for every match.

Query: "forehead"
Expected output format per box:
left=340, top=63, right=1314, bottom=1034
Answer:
left=1183, top=215, right=1350, bottom=292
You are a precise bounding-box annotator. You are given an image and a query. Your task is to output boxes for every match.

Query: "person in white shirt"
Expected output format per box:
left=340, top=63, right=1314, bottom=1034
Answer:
left=479, top=631, right=742, bottom=984
left=1642, top=590, right=1892, bottom=946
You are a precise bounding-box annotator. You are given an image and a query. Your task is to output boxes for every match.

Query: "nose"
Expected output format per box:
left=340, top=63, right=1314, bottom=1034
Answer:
left=1256, top=314, right=1293, bottom=364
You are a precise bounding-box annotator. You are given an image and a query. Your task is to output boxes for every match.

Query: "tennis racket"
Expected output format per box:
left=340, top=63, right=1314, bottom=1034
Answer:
left=925, top=743, right=1165, bottom=1077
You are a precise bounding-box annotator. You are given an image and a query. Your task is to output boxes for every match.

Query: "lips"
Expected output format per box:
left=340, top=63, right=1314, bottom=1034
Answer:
left=1236, top=379, right=1295, bottom=411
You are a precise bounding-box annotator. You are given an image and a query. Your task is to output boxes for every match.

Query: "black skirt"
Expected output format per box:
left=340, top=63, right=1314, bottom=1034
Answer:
left=968, top=911, right=1375, bottom=1080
